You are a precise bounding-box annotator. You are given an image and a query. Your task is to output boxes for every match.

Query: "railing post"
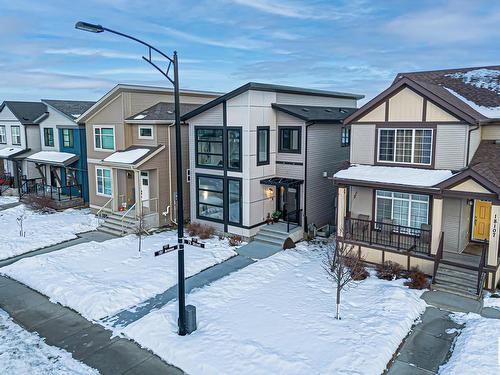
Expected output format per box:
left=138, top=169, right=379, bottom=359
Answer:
left=397, top=226, right=401, bottom=251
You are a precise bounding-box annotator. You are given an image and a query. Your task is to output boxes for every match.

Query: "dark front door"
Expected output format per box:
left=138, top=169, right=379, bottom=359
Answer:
left=50, top=168, right=58, bottom=187
left=277, top=185, right=299, bottom=223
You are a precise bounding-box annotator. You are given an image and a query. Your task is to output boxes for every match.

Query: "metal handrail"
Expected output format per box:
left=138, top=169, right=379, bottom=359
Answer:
left=121, top=203, right=136, bottom=234
left=96, top=197, right=114, bottom=222
left=285, top=208, right=302, bottom=233
left=141, top=197, right=159, bottom=215
left=476, top=244, right=487, bottom=295
left=432, top=232, right=444, bottom=284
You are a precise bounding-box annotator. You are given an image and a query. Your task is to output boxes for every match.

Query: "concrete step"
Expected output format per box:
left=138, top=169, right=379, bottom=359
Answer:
left=438, top=263, right=478, bottom=276
left=256, top=230, right=289, bottom=241
left=258, top=226, right=290, bottom=238
left=254, top=234, right=284, bottom=246
left=102, top=216, right=138, bottom=227
left=103, top=213, right=137, bottom=224
left=434, top=274, right=477, bottom=289
left=253, top=239, right=283, bottom=248
left=433, top=278, right=478, bottom=296
left=100, top=221, right=135, bottom=234
left=97, top=226, right=125, bottom=237
left=432, top=283, right=479, bottom=300
left=436, top=268, right=477, bottom=284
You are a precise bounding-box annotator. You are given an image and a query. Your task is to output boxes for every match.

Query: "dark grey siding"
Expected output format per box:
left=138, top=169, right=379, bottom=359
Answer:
left=306, top=124, right=349, bottom=228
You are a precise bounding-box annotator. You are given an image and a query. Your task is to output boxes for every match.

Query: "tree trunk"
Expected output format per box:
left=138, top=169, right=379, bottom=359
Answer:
left=336, top=282, right=341, bottom=320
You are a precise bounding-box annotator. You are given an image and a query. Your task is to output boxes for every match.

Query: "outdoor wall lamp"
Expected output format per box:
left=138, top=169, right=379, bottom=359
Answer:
left=266, top=187, right=274, bottom=199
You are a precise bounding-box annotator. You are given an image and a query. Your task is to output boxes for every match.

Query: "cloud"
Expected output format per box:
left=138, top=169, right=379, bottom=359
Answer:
left=44, top=47, right=140, bottom=60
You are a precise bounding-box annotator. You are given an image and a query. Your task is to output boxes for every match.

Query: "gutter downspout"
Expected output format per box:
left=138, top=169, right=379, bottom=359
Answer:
left=466, top=124, right=480, bottom=165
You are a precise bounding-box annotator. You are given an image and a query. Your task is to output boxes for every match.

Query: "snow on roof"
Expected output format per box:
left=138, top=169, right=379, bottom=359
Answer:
left=447, top=69, right=500, bottom=93
left=334, top=164, right=454, bottom=188
left=0, top=147, right=25, bottom=158
left=445, top=87, right=500, bottom=119
left=27, top=151, right=77, bottom=164
left=103, top=148, right=150, bottom=164
left=133, top=114, right=147, bottom=120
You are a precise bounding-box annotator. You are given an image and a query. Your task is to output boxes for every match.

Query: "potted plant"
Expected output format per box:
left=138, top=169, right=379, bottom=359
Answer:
left=265, top=213, right=273, bottom=225
left=272, top=210, right=282, bottom=223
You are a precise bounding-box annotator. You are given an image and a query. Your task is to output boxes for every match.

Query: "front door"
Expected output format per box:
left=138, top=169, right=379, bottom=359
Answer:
left=140, top=171, right=150, bottom=208
left=277, top=186, right=299, bottom=223
left=472, top=200, right=492, bottom=241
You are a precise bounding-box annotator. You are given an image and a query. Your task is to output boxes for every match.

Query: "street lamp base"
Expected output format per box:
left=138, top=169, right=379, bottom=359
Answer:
left=178, top=304, right=197, bottom=335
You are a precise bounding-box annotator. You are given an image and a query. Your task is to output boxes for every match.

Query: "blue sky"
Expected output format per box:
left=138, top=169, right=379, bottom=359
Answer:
left=0, top=0, right=499, bottom=104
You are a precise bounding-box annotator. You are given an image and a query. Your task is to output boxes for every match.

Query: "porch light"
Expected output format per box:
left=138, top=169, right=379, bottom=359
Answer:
left=75, top=22, right=104, bottom=33
left=266, top=187, right=274, bottom=199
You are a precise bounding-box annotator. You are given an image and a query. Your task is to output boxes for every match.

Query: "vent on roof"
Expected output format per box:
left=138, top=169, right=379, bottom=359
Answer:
left=324, top=108, right=333, bottom=112
left=339, top=108, right=348, bottom=113
left=167, top=110, right=174, bottom=114
left=301, top=108, right=309, bottom=112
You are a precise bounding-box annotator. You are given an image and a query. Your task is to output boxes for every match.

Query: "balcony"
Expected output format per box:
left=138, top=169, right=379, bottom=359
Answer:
left=343, top=217, right=432, bottom=255
left=20, top=178, right=83, bottom=209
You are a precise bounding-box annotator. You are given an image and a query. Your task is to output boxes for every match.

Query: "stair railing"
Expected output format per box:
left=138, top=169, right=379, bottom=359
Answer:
left=96, top=197, right=114, bottom=225
left=432, top=232, right=444, bottom=284
left=121, top=203, right=136, bottom=235
left=476, top=244, right=487, bottom=296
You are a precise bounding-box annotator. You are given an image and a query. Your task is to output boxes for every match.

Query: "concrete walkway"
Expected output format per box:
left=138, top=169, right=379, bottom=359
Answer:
left=0, top=275, right=183, bottom=374
left=103, top=240, right=282, bottom=328
left=0, top=231, right=116, bottom=268
left=0, top=201, right=21, bottom=211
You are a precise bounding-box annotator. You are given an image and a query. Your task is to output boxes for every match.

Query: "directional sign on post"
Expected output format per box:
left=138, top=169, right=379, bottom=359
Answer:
left=155, top=244, right=178, bottom=257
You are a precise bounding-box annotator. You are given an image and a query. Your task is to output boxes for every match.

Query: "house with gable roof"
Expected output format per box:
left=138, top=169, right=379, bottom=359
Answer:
left=334, top=65, right=500, bottom=297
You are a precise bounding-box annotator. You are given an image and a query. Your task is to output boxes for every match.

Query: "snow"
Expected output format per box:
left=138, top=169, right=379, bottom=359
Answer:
left=2, top=231, right=238, bottom=321
left=0, top=309, right=99, bottom=375
left=483, top=293, right=500, bottom=310
left=334, top=164, right=453, bottom=187
left=447, top=68, right=500, bottom=93
left=71, top=114, right=81, bottom=118
left=27, top=151, right=77, bottom=164
left=438, top=313, right=500, bottom=374
left=445, top=87, right=500, bottom=118
left=0, top=196, right=18, bottom=205
left=133, top=114, right=147, bottom=120
left=103, top=148, right=150, bottom=164
left=123, top=243, right=427, bottom=375
left=0, top=205, right=98, bottom=260
left=0, top=147, right=24, bottom=158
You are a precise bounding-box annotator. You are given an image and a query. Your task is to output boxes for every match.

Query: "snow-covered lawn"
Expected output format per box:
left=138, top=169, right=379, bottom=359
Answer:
left=484, top=293, right=500, bottom=310
left=0, top=309, right=98, bottom=375
left=0, top=205, right=98, bottom=260
left=123, top=243, right=427, bottom=375
left=439, top=313, right=500, bottom=374
left=2, top=231, right=238, bottom=321
left=0, top=196, right=18, bottom=206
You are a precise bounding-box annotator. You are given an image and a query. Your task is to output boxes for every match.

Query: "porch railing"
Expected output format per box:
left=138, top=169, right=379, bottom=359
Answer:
left=477, top=244, right=488, bottom=296
left=432, top=232, right=444, bottom=283
left=121, top=203, right=136, bottom=235
left=344, top=217, right=432, bottom=255
left=0, top=173, right=14, bottom=195
left=22, top=182, right=82, bottom=201
left=141, top=197, right=159, bottom=216
left=285, top=208, right=302, bottom=233
left=96, top=197, right=114, bottom=222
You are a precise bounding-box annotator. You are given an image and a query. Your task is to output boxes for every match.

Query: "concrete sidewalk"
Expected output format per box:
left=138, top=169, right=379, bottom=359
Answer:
left=0, top=275, right=183, bottom=375
left=0, top=201, right=21, bottom=211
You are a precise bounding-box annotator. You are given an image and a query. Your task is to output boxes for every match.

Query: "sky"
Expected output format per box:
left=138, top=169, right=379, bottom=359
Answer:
left=0, top=0, right=499, bottom=104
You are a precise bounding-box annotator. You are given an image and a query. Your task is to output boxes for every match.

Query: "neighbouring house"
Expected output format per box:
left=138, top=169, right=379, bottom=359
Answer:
left=334, top=66, right=500, bottom=297
left=0, top=101, right=48, bottom=194
left=77, top=84, right=221, bottom=236
left=182, top=82, right=363, bottom=245
left=21, top=100, right=95, bottom=208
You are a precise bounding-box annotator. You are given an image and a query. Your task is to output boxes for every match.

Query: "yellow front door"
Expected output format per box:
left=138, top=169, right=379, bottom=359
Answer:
left=473, top=200, right=492, bottom=241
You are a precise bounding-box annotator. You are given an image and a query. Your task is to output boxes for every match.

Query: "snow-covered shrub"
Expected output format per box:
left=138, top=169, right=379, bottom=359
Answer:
left=228, top=235, right=242, bottom=247
left=404, top=268, right=429, bottom=289
left=23, top=194, right=56, bottom=213
left=187, top=222, right=215, bottom=239
left=343, top=256, right=369, bottom=280
left=376, top=261, right=403, bottom=280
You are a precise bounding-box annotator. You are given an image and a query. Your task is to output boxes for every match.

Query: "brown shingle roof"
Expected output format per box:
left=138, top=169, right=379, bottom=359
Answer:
left=469, top=140, right=500, bottom=188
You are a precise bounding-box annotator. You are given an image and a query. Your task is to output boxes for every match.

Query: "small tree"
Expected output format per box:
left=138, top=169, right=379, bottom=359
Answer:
left=323, top=237, right=366, bottom=320
left=133, top=211, right=148, bottom=257
left=16, top=211, right=26, bottom=237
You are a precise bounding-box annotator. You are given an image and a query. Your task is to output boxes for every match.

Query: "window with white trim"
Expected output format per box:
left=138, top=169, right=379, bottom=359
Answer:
left=11, top=126, right=21, bottom=145
left=378, top=128, right=432, bottom=165
left=96, top=167, right=112, bottom=196
left=138, top=126, right=153, bottom=139
left=0, top=126, right=6, bottom=144
left=375, top=190, right=429, bottom=229
left=94, top=126, right=115, bottom=151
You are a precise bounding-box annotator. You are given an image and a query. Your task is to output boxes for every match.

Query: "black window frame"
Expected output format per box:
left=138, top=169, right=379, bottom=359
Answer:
left=341, top=126, right=350, bottom=147
left=195, top=127, right=224, bottom=170
left=278, top=126, right=301, bottom=154
left=227, top=177, right=242, bottom=225
left=62, top=128, right=74, bottom=148
left=43, top=128, right=54, bottom=147
left=256, top=126, right=270, bottom=166
left=227, top=127, right=242, bottom=172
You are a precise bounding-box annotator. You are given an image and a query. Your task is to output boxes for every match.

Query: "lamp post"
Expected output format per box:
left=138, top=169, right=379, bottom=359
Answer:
left=75, top=21, right=188, bottom=335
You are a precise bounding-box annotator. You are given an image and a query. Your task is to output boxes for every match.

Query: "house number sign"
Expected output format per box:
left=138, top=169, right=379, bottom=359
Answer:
left=493, top=214, right=497, bottom=239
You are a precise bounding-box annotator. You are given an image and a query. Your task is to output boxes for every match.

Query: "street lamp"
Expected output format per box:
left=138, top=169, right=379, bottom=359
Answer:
left=75, top=21, right=188, bottom=336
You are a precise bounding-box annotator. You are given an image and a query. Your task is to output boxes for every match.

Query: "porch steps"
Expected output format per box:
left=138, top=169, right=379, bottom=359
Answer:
left=97, top=212, right=138, bottom=237
left=432, top=263, right=480, bottom=300
left=254, top=225, right=292, bottom=248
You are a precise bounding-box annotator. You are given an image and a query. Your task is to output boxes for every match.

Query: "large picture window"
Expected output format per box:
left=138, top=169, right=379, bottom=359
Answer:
left=279, top=127, right=301, bottom=153
left=378, top=128, right=432, bottom=165
left=43, top=128, right=54, bottom=147
left=94, top=126, right=115, bottom=151
left=62, top=129, right=73, bottom=148
left=227, top=128, right=241, bottom=171
left=0, top=126, right=6, bottom=144
left=196, top=128, right=223, bottom=168
left=11, top=126, right=21, bottom=145
left=96, top=167, right=112, bottom=196
left=197, top=175, right=224, bottom=221
left=375, top=190, right=429, bottom=229
left=257, top=126, right=270, bottom=165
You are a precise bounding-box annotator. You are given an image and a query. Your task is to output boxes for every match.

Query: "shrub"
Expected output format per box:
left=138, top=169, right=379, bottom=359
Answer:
left=23, top=194, right=56, bottom=213
left=405, top=268, right=430, bottom=289
left=187, top=222, right=215, bottom=239
left=376, top=261, right=403, bottom=281
left=228, top=235, right=242, bottom=247
left=343, top=256, right=369, bottom=280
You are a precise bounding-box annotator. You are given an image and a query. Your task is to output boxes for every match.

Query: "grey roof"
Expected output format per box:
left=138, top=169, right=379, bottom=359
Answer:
left=182, top=82, right=364, bottom=121
left=43, top=99, right=95, bottom=121
left=126, top=102, right=202, bottom=122
left=271, top=104, right=357, bottom=123
left=0, top=101, right=47, bottom=125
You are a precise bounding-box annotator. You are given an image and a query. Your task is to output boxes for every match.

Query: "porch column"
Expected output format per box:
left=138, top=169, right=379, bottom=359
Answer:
left=431, top=197, right=443, bottom=255
left=134, top=170, right=142, bottom=216
left=337, top=186, right=347, bottom=237
left=487, top=204, right=500, bottom=267
left=112, top=168, right=119, bottom=211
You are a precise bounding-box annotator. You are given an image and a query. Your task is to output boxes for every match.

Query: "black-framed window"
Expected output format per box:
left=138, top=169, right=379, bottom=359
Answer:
left=257, top=126, right=270, bottom=165
left=43, top=128, right=54, bottom=147
left=196, top=128, right=223, bottom=168
left=197, top=175, right=224, bottom=221
left=227, top=127, right=241, bottom=171
left=228, top=178, right=242, bottom=224
left=341, top=126, right=350, bottom=147
left=62, top=128, right=73, bottom=148
left=279, top=126, right=301, bottom=153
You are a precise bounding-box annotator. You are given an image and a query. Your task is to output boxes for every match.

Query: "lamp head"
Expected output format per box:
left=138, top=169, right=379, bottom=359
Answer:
left=75, top=21, right=104, bottom=33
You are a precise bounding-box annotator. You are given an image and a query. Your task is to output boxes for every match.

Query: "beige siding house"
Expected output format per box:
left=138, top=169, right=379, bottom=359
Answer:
left=334, top=66, right=500, bottom=297
left=77, top=84, right=220, bottom=235
left=182, top=82, right=362, bottom=245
